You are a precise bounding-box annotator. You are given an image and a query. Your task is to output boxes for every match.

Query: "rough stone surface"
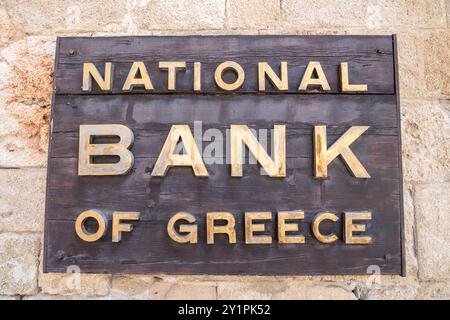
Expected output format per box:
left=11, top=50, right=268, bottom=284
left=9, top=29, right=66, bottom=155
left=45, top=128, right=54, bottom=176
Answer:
left=364, top=0, right=447, bottom=29
left=23, top=293, right=112, bottom=300
left=401, top=99, right=450, bottom=183
left=227, top=0, right=280, bottom=30
left=132, top=0, right=225, bottom=31
left=0, top=169, right=46, bottom=232
left=447, top=0, right=450, bottom=26
left=403, top=183, right=418, bottom=277
left=2, top=0, right=127, bottom=34
left=423, top=30, right=450, bottom=98
left=0, top=295, right=19, bottom=300
left=281, top=0, right=369, bottom=29
left=0, top=37, right=54, bottom=167
left=396, top=32, right=426, bottom=99
left=150, top=279, right=217, bottom=299
left=364, top=282, right=420, bottom=300
left=0, top=2, right=23, bottom=47
left=217, top=281, right=356, bottom=299
left=0, top=233, right=40, bottom=295
left=415, top=183, right=450, bottom=281
left=281, top=0, right=447, bottom=29
left=38, top=272, right=111, bottom=296
left=397, top=30, right=450, bottom=99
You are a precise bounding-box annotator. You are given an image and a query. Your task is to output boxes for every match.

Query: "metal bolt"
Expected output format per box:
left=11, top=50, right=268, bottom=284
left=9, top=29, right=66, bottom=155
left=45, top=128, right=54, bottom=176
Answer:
left=376, top=48, right=385, bottom=54
left=56, top=250, right=65, bottom=260
left=147, top=200, right=155, bottom=208
left=68, top=49, right=76, bottom=56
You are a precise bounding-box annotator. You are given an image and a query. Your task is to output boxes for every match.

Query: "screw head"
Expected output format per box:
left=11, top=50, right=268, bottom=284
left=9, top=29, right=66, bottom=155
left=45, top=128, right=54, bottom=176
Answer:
left=56, top=250, right=65, bottom=260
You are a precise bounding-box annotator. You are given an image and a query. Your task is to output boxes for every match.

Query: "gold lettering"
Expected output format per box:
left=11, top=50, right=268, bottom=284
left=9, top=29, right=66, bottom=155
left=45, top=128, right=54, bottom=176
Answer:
left=344, top=211, right=372, bottom=244
left=122, top=61, right=154, bottom=91
left=278, top=210, right=305, bottom=244
left=151, top=125, right=208, bottom=177
left=75, top=209, right=108, bottom=242
left=206, top=212, right=236, bottom=244
left=298, top=61, right=330, bottom=91
left=230, top=125, right=285, bottom=177
left=312, top=212, right=339, bottom=244
left=314, top=125, right=370, bottom=178
left=159, top=61, right=186, bottom=91
left=193, top=62, right=201, bottom=92
left=82, top=62, right=113, bottom=92
left=167, top=212, right=198, bottom=244
left=214, top=61, right=245, bottom=91
left=78, top=124, right=134, bottom=176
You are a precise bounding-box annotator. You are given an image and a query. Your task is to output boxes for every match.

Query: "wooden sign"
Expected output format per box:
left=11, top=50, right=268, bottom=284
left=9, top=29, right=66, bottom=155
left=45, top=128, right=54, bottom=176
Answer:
left=44, top=36, right=405, bottom=275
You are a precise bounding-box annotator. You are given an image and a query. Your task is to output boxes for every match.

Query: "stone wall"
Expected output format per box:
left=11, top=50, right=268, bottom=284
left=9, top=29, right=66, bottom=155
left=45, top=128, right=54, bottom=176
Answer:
left=0, top=0, right=448, bottom=300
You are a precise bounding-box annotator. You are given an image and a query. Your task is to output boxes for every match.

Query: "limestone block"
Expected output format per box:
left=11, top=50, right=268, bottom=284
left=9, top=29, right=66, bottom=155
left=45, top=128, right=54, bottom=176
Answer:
left=0, top=233, right=40, bottom=295
left=226, top=0, right=280, bottom=30
left=401, top=99, right=450, bottom=183
left=396, top=32, right=426, bottom=99
left=111, top=275, right=155, bottom=299
left=447, top=0, right=450, bottom=26
left=403, top=184, right=418, bottom=277
left=217, top=281, right=356, bottom=299
left=0, top=5, right=10, bottom=45
left=0, top=104, right=42, bottom=167
left=0, top=295, right=20, bottom=300
left=23, top=293, right=110, bottom=300
left=132, top=0, right=225, bottom=31
left=2, top=0, right=127, bottom=34
left=423, top=30, right=450, bottom=98
left=150, top=29, right=260, bottom=36
left=0, top=169, right=46, bottom=232
left=397, top=31, right=450, bottom=99
left=415, top=183, right=450, bottom=281
left=281, top=1, right=447, bottom=29
left=364, top=0, right=447, bottom=29
left=281, top=0, right=369, bottom=28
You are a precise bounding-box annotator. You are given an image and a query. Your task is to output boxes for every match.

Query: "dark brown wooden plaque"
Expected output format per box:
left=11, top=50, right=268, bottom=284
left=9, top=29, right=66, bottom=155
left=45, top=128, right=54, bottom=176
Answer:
left=44, top=35, right=405, bottom=275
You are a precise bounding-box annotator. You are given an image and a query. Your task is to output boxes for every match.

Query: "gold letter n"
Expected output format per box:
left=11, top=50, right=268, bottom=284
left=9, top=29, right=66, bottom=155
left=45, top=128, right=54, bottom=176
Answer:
left=314, top=125, right=370, bottom=178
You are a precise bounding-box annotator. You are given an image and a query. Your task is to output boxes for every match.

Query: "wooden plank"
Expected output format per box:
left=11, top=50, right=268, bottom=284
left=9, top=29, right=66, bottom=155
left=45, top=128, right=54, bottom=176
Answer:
left=50, top=129, right=400, bottom=160
left=44, top=157, right=400, bottom=219
left=51, top=94, right=399, bottom=133
left=55, top=36, right=395, bottom=95
left=45, top=218, right=402, bottom=275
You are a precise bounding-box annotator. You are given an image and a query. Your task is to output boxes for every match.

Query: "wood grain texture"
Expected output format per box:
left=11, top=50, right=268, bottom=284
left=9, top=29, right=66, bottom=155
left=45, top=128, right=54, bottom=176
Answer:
left=55, top=35, right=395, bottom=94
left=44, top=35, right=404, bottom=275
